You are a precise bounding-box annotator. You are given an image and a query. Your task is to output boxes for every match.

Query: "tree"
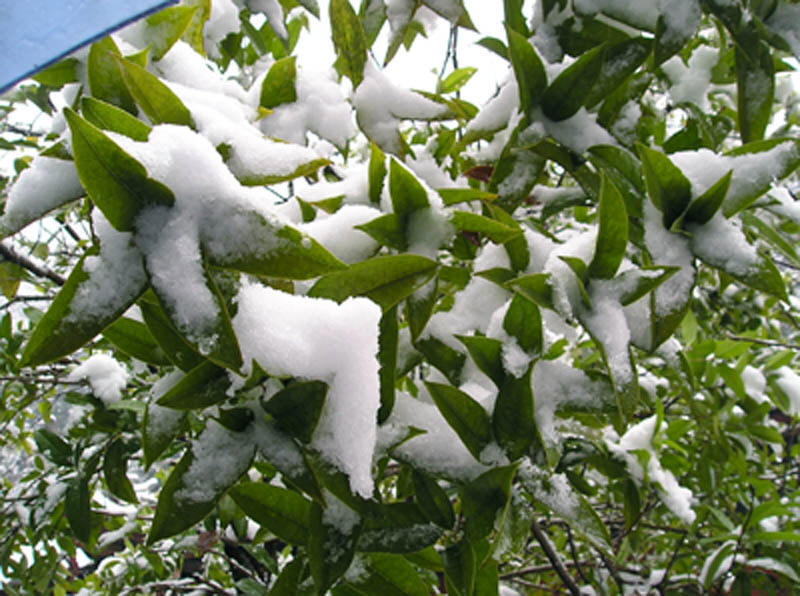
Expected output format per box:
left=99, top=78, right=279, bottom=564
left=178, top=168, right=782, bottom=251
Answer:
left=1, top=0, right=800, bottom=593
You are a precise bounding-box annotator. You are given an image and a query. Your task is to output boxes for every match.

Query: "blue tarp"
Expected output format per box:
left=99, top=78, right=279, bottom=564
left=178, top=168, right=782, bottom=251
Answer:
left=0, top=0, right=178, bottom=93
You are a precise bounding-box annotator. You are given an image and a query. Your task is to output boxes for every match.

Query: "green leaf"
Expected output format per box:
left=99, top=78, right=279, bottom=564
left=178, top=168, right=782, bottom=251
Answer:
left=143, top=4, right=198, bottom=60
left=437, top=188, right=498, bottom=206
left=81, top=97, right=151, bottom=142
left=504, top=0, right=528, bottom=37
left=139, top=295, right=204, bottom=371
left=33, top=429, right=72, bottom=466
left=298, top=0, right=321, bottom=18
left=263, top=381, right=327, bottom=443
left=330, top=0, right=369, bottom=88
left=368, top=142, right=387, bottom=204
left=359, top=502, right=442, bottom=553
left=637, top=144, right=692, bottom=229
left=412, top=470, right=455, bottom=529
left=64, top=108, right=175, bottom=232
left=148, top=429, right=255, bottom=544
left=268, top=559, right=304, bottom=596
left=389, top=158, right=429, bottom=216
left=476, top=36, right=508, bottom=59
left=425, top=381, right=491, bottom=461
left=456, top=335, right=506, bottom=388
left=142, top=401, right=186, bottom=468
left=346, top=553, right=430, bottom=596
left=506, top=273, right=556, bottom=311
left=442, top=540, right=476, bottom=596
left=103, top=439, right=137, bottom=504
left=230, top=482, right=312, bottom=545
left=654, top=3, right=700, bottom=66
left=587, top=144, right=644, bottom=218
left=378, top=307, right=399, bottom=422
left=308, top=254, right=438, bottom=311
left=308, top=501, right=361, bottom=594
left=451, top=211, right=522, bottom=244
left=503, top=293, right=543, bottom=356
left=438, top=67, right=477, bottom=94
left=180, top=0, right=211, bottom=54
left=682, top=170, right=732, bottom=226
left=65, top=476, right=91, bottom=543
left=736, top=36, right=774, bottom=143
left=33, top=58, right=79, bottom=87
left=103, top=317, right=169, bottom=365
left=22, top=251, right=147, bottom=367
left=157, top=361, right=230, bottom=409
left=460, top=464, right=518, bottom=541
left=114, top=56, right=194, bottom=127
left=414, top=337, right=466, bottom=385
left=88, top=37, right=136, bottom=113
left=356, top=213, right=407, bottom=251
left=616, top=267, right=679, bottom=306
left=506, top=27, right=546, bottom=117
left=148, top=259, right=243, bottom=371
left=493, top=366, right=540, bottom=460
left=238, top=156, right=333, bottom=186
left=585, top=37, right=652, bottom=107
left=209, top=211, right=346, bottom=279
left=260, top=56, right=298, bottom=109
left=0, top=262, right=22, bottom=300
left=588, top=174, right=628, bottom=280
left=542, top=44, right=606, bottom=121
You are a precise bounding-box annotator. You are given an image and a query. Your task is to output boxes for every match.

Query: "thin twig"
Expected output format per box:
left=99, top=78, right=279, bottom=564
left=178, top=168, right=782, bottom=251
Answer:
left=0, top=242, right=65, bottom=285
left=530, top=518, right=581, bottom=596
left=725, top=332, right=800, bottom=351
left=655, top=534, right=686, bottom=595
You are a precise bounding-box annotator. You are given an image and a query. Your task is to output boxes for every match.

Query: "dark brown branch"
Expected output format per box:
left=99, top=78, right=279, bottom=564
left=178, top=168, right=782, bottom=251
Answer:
left=530, top=518, right=581, bottom=596
left=0, top=242, right=65, bottom=285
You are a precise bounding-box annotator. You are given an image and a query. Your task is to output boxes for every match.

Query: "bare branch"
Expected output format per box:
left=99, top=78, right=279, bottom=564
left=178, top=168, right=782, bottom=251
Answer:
left=0, top=242, right=65, bottom=285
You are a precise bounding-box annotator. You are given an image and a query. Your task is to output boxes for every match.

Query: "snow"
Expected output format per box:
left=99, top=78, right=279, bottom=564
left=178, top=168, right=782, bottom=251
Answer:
left=464, top=75, right=519, bottom=139
left=68, top=211, right=147, bottom=325
left=542, top=107, right=617, bottom=154
left=661, top=46, right=718, bottom=110
left=573, top=0, right=659, bottom=29
left=232, top=283, right=382, bottom=498
left=687, top=214, right=762, bottom=277
left=765, top=3, right=800, bottom=56
left=250, top=0, right=287, bottom=40
left=606, top=416, right=696, bottom=524
left=353, top=61, right=449, bottom=154
left=379, top=391, right=488, bottom=481
left=671, top=141, right=800, bottom=216
left=299, top=205, right=381, bottom=263
left=174, top=420, right=255, bottom=505
left=204, top=0, right=242, bottom=59
left=774, top=366, right=800, bottom=415
left=68, top=353, right=129, bottom=406
left=1, top=156, right=83, bottom=236
left=259, top=66, right=356, bottom=148
left=153, top=41, right=248, bottom=102
left=658, top=0, right=701, bottom=47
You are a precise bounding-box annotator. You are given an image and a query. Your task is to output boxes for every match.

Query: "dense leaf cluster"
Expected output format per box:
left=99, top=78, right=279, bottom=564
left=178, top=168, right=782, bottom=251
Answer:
left=1, top=0, right=800, bottom=594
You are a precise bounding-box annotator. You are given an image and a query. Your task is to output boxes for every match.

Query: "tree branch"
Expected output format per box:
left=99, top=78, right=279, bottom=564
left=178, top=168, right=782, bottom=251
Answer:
left=530, top=518, right=581, bottom=596
left=0, top=242, right=65, bottom=286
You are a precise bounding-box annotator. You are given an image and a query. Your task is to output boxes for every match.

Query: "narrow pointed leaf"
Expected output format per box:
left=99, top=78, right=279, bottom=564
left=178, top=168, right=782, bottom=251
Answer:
left=368, top=142, right=387, bottom=204
left=103, top=439, right=137, bottom=504
left=308, top=502, right=361, bottom=594
left=389, top=158, right=429, bottom=216
left=506, top=27, right=546, bottom=117
left=437, top=188, right=498, bottom=206
left=585, top=37, right=652, bottom=107
left=157, top=361, right=230, bottom=409
left=103, top=317, right=169, bottom=365
left=229, top=482, right=312, bottom=545
left=456, top=335, right=506, bottom=388
left=330, top=0, right=368, bottom=88
left=617, top=267, right=679, bottom=306
left=588, top=174, right=628, bottom=280
left=425, top=381, right=492, bottom=462
left=66, top=108, right=175, bottom=231
left=542, top=44, right=606, bottom=121
left=115, top=56, right=194, bottom=128
left=378, top=307, right=398, bottom=423
left=451, top=211, right=522, bottom=244
left=506, top=273, right=556, bottom=311
left=503, top=293, right=542, bottom=356
left=260, top=56, right=298, bottom=109
left=81, top=97, right=151, bottom=141
left=460, top=464, right=518, bottom=541
left=356, top=213, right=407, bottom=250
left=638, top=144, right=691, bottom=230
left=144, top=4, right=199, bottom=60
left=139, top=295, right=205, bottom=371
left=308, top=254, right=437, bottom=311
left=413, top=470, right=455, bottom=528
left=88, top=37, right=136, bottom=113
left=443, top=540, right=476, bottom=596
left=683, top=170, right=732, bottom=225
left=65, top=476, right=91, bottom=543
left=493, top=366, right=540, bottom=460
left=736, top=37, right=774, bottom=143
left=414, top=337, right=466, bottom=385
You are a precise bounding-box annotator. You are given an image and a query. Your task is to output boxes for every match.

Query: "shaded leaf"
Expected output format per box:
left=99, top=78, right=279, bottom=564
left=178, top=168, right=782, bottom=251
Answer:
left=103, top=439, right=137, bottom=504
left=588, top=174, right=628, bottom=280
left=81, top=97, right=151, bottom=142
left=260, top=56, right=298, bottom=109
left=230, top=482, right=312, bottom=545
left=426, top=381, right=492, bottom=461
left=103, top=316, right=169, bottom=365
left=157, top=361, right=230, bottom=410
left=542, top=44, right=606, bottom=121
left=263, top=381, right=327, bottom=443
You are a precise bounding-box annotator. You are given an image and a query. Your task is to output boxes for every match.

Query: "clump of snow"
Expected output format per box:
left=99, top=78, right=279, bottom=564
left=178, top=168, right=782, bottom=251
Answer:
left=543, top=230, right=597, bottom=319
left=573, top=0, right=659, bottom=30
left=1, top=156, right=84, bottom=235
left=249, top=0, right=287, bottom=39
left=233, top=284, right=382, bottom=498
left=606, top=416, right=696, bottom=524
left=204, top=0, right=242, bottom=58
left=542, top=107, right=617, bottom=154
left=353, top=61, right=449, bottom=154
left=379, top=391, right=488, bottom=481
left=661, top=45, right=717, bottom=110
left=657, top=0, right=701, bottom=48
left=259, top=66, right=356, bottom=148
left=68, top=353, right=129, bottom=405
left=671, top=142, right=800, bottom=215
left=68, top=211, right=147, bottom=324
left=464, top=75, right=519, bottom=140
left=175, top=420, right=255, bottom=505
left=296, top=164, right=370, bottom=207
left=299, top=205, right=381, bottom=263
left=687, top=214, right=761, bottom=277
left=154, top=41, right=248, bottom=102
left=774, top=366, right=800, bottom=415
